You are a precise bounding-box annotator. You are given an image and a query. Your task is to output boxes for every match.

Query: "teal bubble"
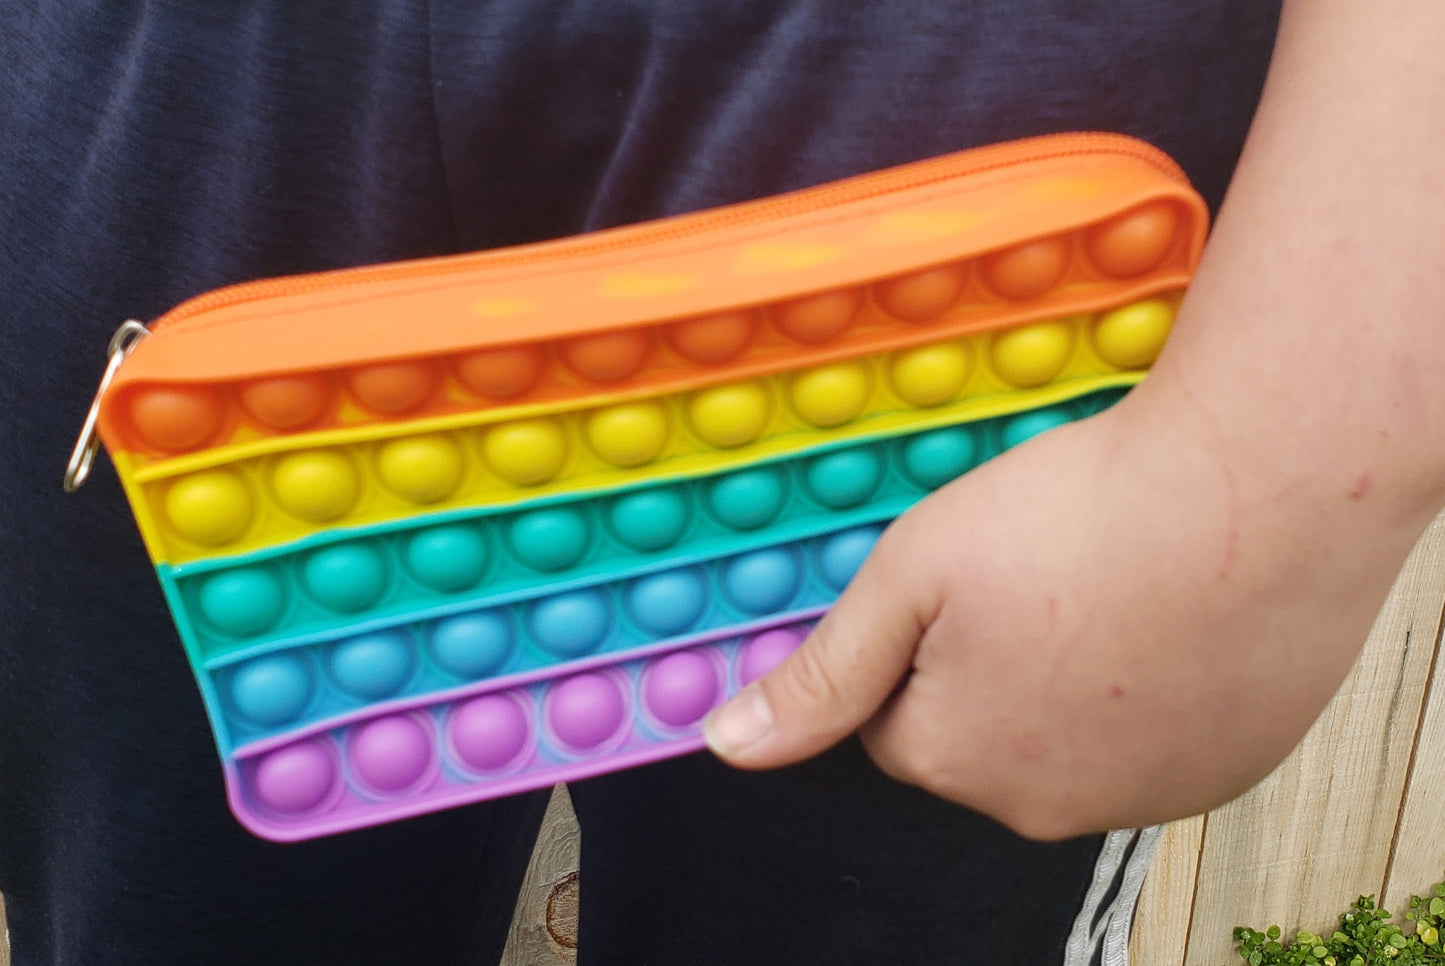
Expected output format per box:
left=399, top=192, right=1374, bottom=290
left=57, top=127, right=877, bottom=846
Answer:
left=707, top=468, right=785, bottom=531
left=804, top=448, right=882, bottom=509
left=429, top=611, right=514, bottom=679
left=609, top=488, right=688, bottom=552
left=1078, top=388, right=1127, bottom=416
left=626, top=569, right=707, bottom=636
left=818, top=526, right=883, bottom=590
left=900, top=427, right=978, bottom=490
left=508, top=508, right=590, bottom=572
left=329, top=630, right=415, bottom=700
left=529, top=590, right=610, bottom=657
left=198, top=566, right=286, bottom=637
left=302, top=543, right=388, bottom=613
left=1001, top=407, right=1072, bottom=450
left=230, top=654, right=312, bottom=725
left=723, top=548, right=802, bottom=614
left=405, top=524, right=488, bottom=592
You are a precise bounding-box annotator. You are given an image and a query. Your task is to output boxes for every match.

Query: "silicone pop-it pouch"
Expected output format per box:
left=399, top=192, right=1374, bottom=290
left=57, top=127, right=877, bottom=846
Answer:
left=66, top=132, right=1208, bottom=841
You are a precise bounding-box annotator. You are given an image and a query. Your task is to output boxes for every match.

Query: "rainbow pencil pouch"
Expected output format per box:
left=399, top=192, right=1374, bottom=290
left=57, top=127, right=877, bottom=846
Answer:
left=67, top=132, right=1207, bottom=841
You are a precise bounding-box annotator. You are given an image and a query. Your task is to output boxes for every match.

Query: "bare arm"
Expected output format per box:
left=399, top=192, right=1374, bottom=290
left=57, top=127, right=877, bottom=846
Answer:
left=704, top=0, right=1445, bottom=839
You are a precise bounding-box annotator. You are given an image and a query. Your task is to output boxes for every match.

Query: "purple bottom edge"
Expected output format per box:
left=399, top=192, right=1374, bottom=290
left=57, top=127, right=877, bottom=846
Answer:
left=225, top=736, right=708, bottom=842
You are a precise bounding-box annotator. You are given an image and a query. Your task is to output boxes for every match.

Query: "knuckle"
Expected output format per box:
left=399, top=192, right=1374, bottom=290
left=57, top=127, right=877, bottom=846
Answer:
left=770, top=632, right=851, bottom=715
left=861, top=719, right=942, bottom=791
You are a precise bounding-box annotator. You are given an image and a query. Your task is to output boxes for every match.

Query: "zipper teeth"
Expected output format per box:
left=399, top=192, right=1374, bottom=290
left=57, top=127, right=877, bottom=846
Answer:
left=155, top=134, right=1185, bottom=331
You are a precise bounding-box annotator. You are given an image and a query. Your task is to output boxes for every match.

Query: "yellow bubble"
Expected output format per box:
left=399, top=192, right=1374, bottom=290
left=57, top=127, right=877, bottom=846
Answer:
left=889, top=343, right=972, bottom=408
left=271, top=450, right=360, bottom=522
left=688, top=382, right=771, bottom=448
left=165, top=469, right=253, bottom=546
left=1091, top=299, right=1175, bottom=369
left=377, top=434, right=464, bottom=503
left=989, top=320, right=1076, bottom=388
left=586, top=402, right=670, bottom=467
left=790, top=362, right=871, bottom=428
left=482, top=418, right=568, bottom=486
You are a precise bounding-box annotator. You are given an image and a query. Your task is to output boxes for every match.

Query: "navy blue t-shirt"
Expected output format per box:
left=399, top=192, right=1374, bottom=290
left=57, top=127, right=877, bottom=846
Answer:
left=0, top=3, right=1280, bottom=964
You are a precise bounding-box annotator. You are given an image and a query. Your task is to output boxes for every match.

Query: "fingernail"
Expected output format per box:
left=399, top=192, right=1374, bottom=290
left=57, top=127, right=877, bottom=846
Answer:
left=703, top=684, right=774, bottom=756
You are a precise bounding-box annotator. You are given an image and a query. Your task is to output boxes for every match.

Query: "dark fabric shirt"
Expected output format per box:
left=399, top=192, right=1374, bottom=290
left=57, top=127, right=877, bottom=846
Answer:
left=0, top=4, right=1279, bottom=964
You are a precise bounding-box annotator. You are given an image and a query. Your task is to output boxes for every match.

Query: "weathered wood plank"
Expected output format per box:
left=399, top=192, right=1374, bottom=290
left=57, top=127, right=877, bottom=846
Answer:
left=1131, top=814, right=1206, bottom=966
left=501, top=786, right=581, bottom=966
left=1182, top=515, right=1445, bottom=966
left=1, top=892, right=9, bottom=966
left=1381, top=583, right=1445, bottom=917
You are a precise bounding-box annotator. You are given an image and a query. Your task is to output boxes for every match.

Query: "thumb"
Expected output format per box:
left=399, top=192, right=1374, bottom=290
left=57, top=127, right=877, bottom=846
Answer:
left=703, top=521, right=932, bottom=769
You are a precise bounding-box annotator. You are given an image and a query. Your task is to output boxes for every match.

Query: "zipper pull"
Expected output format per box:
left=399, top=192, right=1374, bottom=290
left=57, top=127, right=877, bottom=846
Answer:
left=63, top=320, right=150, bottom=493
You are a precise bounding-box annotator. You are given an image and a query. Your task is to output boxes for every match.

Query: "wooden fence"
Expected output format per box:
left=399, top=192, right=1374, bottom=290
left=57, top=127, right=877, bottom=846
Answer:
left=0, top=517, right=1439, bottom=966
left=1132, top=513, right=1445, bottom=965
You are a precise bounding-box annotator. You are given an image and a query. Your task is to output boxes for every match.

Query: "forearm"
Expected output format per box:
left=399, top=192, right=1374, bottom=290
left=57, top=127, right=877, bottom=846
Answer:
left=1129, top=0, right=1445, bottom=537
left=708, top=1, right=1445, bottom=835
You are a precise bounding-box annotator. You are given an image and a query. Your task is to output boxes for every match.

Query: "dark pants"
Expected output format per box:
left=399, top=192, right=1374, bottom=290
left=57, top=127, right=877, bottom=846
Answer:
left=0, top=3, right=1278, bottom=963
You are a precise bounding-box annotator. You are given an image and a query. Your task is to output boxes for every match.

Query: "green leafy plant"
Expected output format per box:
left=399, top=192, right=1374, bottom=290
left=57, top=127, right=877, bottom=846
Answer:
left=1234, top=880, right=1445, bottom=965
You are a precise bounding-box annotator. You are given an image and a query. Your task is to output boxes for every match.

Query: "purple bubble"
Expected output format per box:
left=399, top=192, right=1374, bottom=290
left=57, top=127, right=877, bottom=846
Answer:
left=449, top=694, right=531, bottom=772
left=738, top=627, right=806, bottom=686
left=547, top=673, right=627, bottom=751
left=251, top=738, right=337, bottom=814
left=642, top=651, right=721, bottom=729
left=348, top=715, right=434, bottom=793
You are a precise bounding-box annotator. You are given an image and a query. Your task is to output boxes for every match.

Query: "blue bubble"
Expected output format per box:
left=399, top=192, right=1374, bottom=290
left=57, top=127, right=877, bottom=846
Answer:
left=626, top=569, right=707, bottom=636
left=900, top=427, right=978, bottom=489
left=818, top=526, right=883, bottom=590
left=805, top=448, right=882, bottom=509
left=429, top=611, right=514, bottom=679
left=230, top=654, right=312, bottom=725
left=508, top=508, right=590, bottom=572
left=328, top=630, right=415, bottom=699
left=723, top=548, right=802, bottom=614
left=529, top=590, right=610, bottom=657
left=198, top=566, right=286, bottom=637
left=302, top=543, right=388, bottom=613
left=609, top=489, right=688, bottom=551
left=406, top=524, right=488, bottom=592
left=1001, top=407, right=1072, bottom=450
left=707, top=469, right=785, bottom=530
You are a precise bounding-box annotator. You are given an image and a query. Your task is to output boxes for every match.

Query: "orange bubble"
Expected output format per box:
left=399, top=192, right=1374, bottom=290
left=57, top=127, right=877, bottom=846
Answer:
left=128, top=385, right=224, bottom=451
left=873, top=263, right=967, bottom=323
left=559, top=329, right=653, bottom=383
left=347, top=359, right=441, bottom=414
left=772, top=288, right=862, bottom=344
left=454, top=345, right=548, bottom=400
left=238, top=375, right=332, bottom=430
left=665, top=310, right=759, bottom=364
left=1086, top=201, right=1178, bottom=278
left=981, top=237, right=1070, bottom=300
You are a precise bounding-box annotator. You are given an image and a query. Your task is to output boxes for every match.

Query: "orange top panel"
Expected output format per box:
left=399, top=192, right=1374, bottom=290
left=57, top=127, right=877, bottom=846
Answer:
left=98, top=134, right=1206, bottom=460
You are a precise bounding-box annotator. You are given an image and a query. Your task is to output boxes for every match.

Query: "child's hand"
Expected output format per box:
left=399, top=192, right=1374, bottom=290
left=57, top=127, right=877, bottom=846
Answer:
left=704, top=386, right=1418, bottom=839
left=706, top=0, right=1445, bottom=839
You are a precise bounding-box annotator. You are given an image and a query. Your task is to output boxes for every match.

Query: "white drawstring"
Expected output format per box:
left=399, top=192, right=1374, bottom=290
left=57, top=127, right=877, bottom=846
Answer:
left=1062, top=825, right=1164, bottom=966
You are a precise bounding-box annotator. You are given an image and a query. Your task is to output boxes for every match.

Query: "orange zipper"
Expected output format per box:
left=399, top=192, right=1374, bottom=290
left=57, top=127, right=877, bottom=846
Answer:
left=68, top=130, right=1201, bottom=488
left=152, top=132, right=1186, bottom=332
